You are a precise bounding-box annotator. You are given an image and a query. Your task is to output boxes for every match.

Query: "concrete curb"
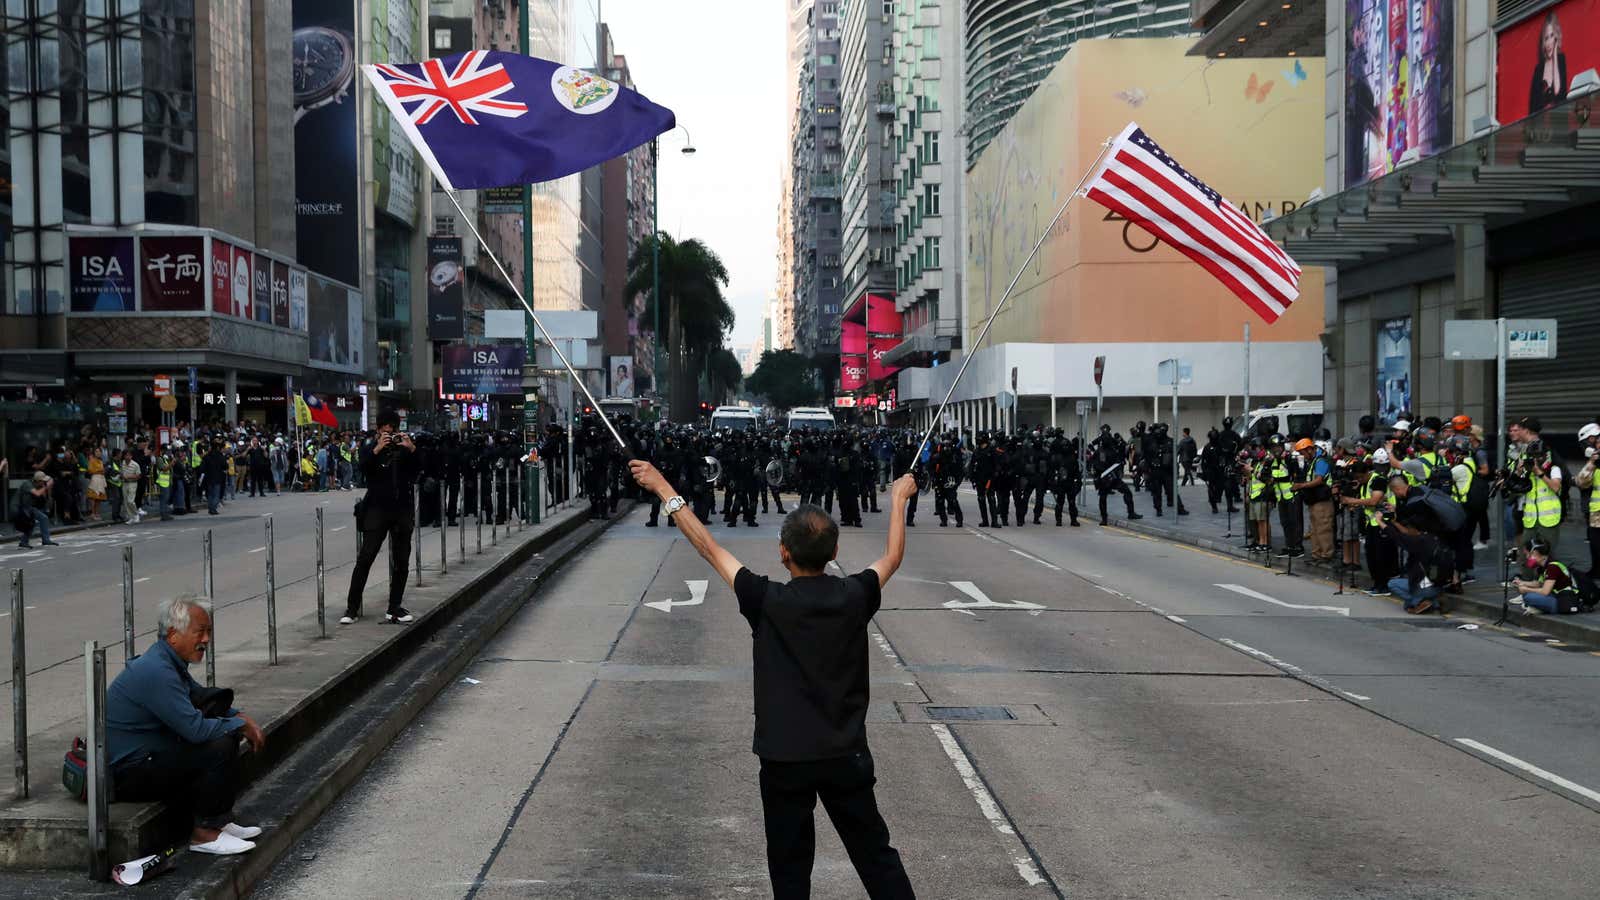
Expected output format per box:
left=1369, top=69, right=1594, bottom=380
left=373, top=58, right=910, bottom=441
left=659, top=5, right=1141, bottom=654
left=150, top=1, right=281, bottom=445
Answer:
left=1105, top=514, right=1600, bottom=647
left=182, top=512, right=619, bottom=900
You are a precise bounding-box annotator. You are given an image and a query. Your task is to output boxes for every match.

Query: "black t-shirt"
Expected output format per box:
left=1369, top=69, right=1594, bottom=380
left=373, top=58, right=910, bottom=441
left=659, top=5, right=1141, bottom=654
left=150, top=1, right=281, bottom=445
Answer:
left=733, top=567, right=881, bottom=762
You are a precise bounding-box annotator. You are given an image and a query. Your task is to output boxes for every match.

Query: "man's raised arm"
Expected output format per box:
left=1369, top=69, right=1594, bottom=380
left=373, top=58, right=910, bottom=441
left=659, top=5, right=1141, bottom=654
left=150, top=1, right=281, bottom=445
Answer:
left=870, top=475, right=918, bottom=589
left=630, top=460, right=743, bottom=588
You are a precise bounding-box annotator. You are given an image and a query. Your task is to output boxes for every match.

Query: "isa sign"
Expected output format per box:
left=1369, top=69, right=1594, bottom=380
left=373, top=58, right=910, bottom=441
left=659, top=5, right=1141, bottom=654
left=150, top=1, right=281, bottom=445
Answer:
left=442, top=344, right=526, bottom=395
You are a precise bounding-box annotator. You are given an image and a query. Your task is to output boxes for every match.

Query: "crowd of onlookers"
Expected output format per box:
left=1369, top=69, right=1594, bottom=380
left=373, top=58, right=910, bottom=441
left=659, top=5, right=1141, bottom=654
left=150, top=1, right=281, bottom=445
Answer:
left=6, top=420, right=367, bottom=547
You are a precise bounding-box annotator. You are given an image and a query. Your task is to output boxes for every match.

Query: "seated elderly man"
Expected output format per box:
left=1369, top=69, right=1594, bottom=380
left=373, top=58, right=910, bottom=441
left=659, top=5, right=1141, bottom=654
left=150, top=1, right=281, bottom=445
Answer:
left=106, top=595, right=267, bottom=855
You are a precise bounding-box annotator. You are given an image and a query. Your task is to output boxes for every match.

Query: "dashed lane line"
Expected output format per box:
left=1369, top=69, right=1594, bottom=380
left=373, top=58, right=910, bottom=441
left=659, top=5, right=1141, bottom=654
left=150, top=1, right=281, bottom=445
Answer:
left=931, top=724, right=1053, bottom=891
left=1215, top=583, right=1351, bottom=617
left=1006, top=547, right=1062, bottom=571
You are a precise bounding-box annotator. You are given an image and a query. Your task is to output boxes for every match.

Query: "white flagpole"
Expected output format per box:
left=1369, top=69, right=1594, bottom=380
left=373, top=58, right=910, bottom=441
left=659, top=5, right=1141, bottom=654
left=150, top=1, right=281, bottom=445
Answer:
left=908, top=138, right=1115, bottom=469
left=436, top=188, right=631, bottom=453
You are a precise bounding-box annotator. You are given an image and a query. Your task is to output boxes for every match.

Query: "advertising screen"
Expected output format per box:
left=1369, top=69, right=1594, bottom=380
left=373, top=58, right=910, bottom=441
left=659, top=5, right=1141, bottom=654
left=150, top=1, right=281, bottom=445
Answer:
left=1344, top=0, right=1454, bottom=186
left=140, top=236, right=207, bottom=311
left=1496, top=0, right=1600, bottom=122
left=293, top=0, right=361, bottom=286
left=69, top=236, right=136, bottom=311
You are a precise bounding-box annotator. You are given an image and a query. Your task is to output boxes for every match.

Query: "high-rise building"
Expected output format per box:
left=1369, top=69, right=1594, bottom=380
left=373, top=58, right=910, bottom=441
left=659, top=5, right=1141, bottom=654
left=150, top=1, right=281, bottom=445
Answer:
left=791, top=1, right=844, bottom=359
left=775, top=0, right=813, bottom=351
left=597, top=25, right=656, bottom=399
left=964, top=1, right=1191, bottom=167
left=838, top=0, right=896, bottom=306
left=884, top=0, right=966, bottom=371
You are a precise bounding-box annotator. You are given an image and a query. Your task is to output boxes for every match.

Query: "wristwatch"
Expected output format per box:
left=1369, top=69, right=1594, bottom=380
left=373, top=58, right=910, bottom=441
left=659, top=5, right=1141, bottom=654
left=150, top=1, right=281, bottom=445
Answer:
left=663, top=495, right=687, bottom=515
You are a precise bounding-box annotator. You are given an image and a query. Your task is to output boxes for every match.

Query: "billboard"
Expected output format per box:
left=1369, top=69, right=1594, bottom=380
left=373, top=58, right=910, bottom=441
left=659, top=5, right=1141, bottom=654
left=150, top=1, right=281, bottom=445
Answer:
left=289, top=268, right=308, bottom=331
left=1344, top=0, right=1454, bottom=186
left=210, top=238, right=233, bottom=315
left=965, top=38, right=1325, bottom=349
left=308, top=274, right=362, bottom=372
left=253, top=253, right=273, bottom=323
left=140, top=236, right=206, bottom=311
left=840, top=356, right=868, bottom=392
left=271, top=260, right=290, bottom=327
left=69, top=236, right=136, bottom=311
left=609, top=355, right=634, bottom=398
left=292, top=0, right=361, bottom=286
left=865, top=293, right=902, bottom=381
left=442, top=344, right=527, bottom=395
left=1497, top=0, right=1600, bottom=122
left=426, top=236, right=465, bottom=340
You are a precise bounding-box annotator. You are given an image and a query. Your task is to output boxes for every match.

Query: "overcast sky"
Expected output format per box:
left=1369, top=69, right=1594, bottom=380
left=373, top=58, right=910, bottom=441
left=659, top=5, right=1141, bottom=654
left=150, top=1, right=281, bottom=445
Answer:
left=598, top=0, right=785, bottom=349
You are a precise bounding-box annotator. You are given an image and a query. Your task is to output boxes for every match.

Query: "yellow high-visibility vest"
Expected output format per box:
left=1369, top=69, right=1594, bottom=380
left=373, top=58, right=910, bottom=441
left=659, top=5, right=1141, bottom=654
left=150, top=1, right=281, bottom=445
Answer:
left=1523, top=477, right=1561, bottom=528
left=1270, top=462, right=1294, bottom=502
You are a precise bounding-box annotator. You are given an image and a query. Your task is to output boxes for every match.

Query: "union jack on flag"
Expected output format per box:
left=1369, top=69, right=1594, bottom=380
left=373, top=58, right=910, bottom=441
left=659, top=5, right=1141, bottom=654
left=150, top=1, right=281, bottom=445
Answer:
left=371, top=51, right=528, bottom=126
left=363, top=49, right=676, bottom=192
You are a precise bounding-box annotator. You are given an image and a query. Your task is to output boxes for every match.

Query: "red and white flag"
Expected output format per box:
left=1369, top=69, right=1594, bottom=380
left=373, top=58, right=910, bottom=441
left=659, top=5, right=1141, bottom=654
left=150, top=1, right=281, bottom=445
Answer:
left=1082, top=123, right=1302, bottom=324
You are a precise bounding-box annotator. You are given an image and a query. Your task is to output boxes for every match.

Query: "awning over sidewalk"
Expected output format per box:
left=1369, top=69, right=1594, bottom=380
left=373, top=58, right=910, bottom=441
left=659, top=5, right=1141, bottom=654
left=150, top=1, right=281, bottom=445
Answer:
left=1265, top=97, right=1600, bottom=267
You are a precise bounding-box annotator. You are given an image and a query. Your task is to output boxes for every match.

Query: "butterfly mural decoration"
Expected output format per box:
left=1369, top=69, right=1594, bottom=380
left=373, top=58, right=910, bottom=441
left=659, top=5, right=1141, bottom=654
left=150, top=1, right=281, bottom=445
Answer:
left=1282, top=59, right=1308, bottom=87
left=1245, top=72, right=1275, bottom=104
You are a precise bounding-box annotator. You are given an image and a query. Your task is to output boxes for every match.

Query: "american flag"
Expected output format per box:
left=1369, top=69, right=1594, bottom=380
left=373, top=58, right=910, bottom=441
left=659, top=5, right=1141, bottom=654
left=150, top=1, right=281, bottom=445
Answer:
left=1082, top=123, right=1301, bottom=324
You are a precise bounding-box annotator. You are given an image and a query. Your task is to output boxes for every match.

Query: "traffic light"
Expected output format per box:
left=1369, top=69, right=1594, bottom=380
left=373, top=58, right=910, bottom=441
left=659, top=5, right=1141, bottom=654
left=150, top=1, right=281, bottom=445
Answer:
left=699, top=402, right=710, bottom=414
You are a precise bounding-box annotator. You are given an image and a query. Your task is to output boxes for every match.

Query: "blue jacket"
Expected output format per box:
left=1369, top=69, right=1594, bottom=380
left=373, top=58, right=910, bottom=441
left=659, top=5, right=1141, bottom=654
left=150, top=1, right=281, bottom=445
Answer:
left=106, top=640, right=243, bottom=766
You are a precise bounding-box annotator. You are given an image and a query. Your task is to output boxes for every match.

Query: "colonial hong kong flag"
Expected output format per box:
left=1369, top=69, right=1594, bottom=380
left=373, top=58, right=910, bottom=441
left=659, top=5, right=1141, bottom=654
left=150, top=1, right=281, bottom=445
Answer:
left=363, top=50, right=676, bottom=191
left=1082, top=123, right=1302, bottom=324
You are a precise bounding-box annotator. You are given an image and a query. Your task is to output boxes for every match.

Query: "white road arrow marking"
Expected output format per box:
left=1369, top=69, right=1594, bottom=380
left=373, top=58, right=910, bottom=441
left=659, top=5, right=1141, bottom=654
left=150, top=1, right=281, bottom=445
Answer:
left=944, top=581, right=1044, bottom=613
left=644, top=579, right=708, bottom=613
left=1215, top=583, right=1350, bottom=616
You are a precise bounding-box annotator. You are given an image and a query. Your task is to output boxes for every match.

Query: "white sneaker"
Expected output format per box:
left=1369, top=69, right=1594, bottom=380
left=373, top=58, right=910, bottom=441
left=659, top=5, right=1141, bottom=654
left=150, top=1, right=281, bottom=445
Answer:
left=1472, top=541, right=1490, bottom=551
left=339, top=614, right=358, bottom=625
left=190, top=833, right=255, bottom=855
left=222, top=822, right=262, bottom=840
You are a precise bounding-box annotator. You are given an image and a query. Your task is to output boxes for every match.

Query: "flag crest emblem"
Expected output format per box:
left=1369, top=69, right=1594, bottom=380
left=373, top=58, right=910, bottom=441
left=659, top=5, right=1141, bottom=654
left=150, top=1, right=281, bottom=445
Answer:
left=552, top=67, right=617, bottom=115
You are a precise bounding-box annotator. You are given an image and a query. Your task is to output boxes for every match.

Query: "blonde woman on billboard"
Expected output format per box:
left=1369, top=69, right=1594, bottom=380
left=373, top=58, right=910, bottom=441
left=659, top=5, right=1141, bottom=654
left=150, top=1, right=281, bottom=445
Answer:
left=1530, top=10, right=1568, bottom=114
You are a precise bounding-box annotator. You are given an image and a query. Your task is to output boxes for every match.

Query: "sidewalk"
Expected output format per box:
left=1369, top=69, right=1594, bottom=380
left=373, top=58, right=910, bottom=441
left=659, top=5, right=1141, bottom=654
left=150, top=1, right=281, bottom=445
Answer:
left=1096, top=485, right=1600, bottom=647
left=0, top=499, right=612, bottom=891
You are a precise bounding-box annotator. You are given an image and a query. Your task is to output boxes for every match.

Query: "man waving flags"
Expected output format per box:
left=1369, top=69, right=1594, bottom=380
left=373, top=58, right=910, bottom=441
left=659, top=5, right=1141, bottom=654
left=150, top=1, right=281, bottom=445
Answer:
left=364, top=49, right=676, bottom=191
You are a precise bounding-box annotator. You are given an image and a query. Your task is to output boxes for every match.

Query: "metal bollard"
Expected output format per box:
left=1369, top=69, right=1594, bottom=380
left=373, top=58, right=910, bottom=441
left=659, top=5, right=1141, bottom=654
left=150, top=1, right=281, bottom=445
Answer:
left=121, top=546, right=134, bottom=662
left=85, top=640, right=109, bottom=881
left=491, top=469, right=500, bottom=547
left=438, top=478, right=447, bottom=575
left=476, top=494, right=483, bottom=555
left=414, top=489, right=423, bottom=587
left=265, top=518, right=278, bottom=665
left=203, top=530, right=215, bottom=687
left=315, top=508, right=327, bottom=638
left=12, top=571, right=28, bottom=800
left=458, top=476, right=466, bottom=563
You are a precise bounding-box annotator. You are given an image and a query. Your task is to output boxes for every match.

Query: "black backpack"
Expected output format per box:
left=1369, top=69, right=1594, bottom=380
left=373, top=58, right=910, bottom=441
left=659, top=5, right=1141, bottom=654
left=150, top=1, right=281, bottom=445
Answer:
left=1569, top=565, right=1600, bottom=613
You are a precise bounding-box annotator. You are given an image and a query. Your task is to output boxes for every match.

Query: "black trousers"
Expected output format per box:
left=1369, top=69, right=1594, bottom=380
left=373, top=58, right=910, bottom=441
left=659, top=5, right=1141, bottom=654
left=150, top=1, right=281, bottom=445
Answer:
left=346, top=516, right=412, bottom=616
left=112, top=734, right=240, bottom=828
left=759, top=750, right=916, bottom=900
left=1012, top=477, right=1031, bottom=524
left=1098, top=480, right=1136, bottom=521
left=935, top=487, right=961, bottom=526
left=1053, top=488, right=1079, bottom=524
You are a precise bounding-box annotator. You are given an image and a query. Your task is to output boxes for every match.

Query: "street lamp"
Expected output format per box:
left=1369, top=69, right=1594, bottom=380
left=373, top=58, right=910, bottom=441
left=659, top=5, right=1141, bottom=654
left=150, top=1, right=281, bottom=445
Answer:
left=653, top=126, right=695, bottom=421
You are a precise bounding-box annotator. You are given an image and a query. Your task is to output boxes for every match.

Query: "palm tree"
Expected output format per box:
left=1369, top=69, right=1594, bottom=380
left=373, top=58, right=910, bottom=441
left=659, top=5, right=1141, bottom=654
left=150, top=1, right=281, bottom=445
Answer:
left=626, top=233, right=735, bottom=421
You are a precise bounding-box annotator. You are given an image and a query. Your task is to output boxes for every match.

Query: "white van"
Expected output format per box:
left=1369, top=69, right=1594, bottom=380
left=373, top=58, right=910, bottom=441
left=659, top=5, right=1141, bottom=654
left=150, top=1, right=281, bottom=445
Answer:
left=1246, top=399, right=1324, bottom=439
left=787, top=407, right=837, bottom=431
left=710, top=406, right=759, bottom=432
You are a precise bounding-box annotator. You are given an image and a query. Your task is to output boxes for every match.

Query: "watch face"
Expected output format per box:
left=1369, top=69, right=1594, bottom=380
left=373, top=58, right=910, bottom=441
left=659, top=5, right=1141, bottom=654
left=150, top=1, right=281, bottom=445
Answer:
left=293, top=26, right=354, bottom=106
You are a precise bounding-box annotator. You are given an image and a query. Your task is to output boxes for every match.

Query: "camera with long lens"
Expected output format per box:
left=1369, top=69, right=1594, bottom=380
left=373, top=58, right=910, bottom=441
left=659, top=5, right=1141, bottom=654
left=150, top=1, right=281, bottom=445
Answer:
left=1328, top=458, right=1368, bottom=496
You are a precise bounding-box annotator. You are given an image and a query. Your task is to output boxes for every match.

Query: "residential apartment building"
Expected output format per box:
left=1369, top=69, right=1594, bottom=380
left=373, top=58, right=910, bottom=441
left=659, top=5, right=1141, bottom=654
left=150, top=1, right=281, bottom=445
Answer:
left=791, top=2, right=845, bottom=358
left=884, top=0, right=966, bottom=371
left=774, top=0, right=813, bottom=351
left=838, top=0, right=897, bottom=307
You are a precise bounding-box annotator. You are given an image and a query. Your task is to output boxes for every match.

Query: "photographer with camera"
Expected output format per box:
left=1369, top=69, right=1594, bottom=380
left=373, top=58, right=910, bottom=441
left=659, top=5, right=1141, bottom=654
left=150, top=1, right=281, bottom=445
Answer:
left=1243, top=441, right=1273, bottom=551
left=1291, top=438, right=1334, bottom=562
left=1509, top=540, right=1588, bottom=615
left=1265, top=437, right=1304, bottom=559
left=1513, top=431, right=1564, bottom=579
left=1441, top=434, right=1488, bottom=586
left=1374, top=473, right=1462, bottom=614
left=1341, top=447, right=1396, bottom=595
left=1573, top=423, right=1600, bottom=573
left=341, top=410, right=419, bottom=626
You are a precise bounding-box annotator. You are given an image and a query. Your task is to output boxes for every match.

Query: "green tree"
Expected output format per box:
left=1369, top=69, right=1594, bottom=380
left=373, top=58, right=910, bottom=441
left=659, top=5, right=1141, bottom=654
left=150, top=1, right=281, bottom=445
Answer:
left=706, top=348, right=744, bottom=405
left=625, top=233, right=735, bottom=421
left=746, top=349, right=821, bottom=410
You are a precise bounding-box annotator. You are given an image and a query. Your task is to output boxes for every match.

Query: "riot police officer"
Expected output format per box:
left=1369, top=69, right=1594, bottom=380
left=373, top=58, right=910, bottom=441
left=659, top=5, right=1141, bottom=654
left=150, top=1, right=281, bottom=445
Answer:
left=1091, top=426, right=1142, bottom=525
left=933, top=433, right=965, bottom=528
left=1046, top=429, right=1081, bottom=526
left=971, top=432, right=997, bottom=528
left=1147, top=423, right=1188, bottom=517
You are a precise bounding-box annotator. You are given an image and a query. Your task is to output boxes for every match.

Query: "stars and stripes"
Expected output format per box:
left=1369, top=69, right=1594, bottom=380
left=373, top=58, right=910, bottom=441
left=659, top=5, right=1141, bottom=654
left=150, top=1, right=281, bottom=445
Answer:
left=1082, top=123, right=1302, bottom=324
left=372, top=51, right=529, bottom=127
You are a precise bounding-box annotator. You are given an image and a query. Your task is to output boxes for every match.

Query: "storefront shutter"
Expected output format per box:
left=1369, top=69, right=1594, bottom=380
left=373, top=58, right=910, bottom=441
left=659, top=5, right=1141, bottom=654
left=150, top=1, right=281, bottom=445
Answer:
left=1500, top=251, right=1600, bottom=438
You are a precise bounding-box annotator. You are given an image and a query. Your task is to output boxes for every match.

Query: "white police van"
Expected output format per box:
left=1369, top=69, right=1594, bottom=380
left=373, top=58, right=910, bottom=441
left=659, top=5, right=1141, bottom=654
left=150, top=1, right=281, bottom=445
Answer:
left=787, top=407, right=837, bottom=431
left=710, top=406, right=759, bottom=432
